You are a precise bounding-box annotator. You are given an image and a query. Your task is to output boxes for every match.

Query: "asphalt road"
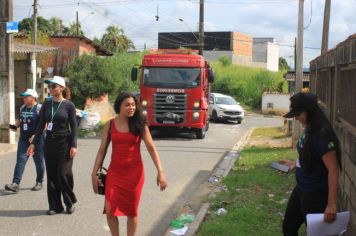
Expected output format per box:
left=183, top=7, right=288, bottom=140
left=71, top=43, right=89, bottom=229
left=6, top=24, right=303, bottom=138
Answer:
left=0, top=115, right=283, bottom=236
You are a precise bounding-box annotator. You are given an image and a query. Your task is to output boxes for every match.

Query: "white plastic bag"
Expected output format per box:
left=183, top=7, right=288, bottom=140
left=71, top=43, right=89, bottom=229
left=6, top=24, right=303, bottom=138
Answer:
left=79, top=112, right=101, bottom=130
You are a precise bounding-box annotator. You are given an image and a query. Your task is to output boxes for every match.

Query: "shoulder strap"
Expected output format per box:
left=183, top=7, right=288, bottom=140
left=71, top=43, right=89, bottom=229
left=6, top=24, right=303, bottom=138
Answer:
left=101, top=119, right=113, bottom=168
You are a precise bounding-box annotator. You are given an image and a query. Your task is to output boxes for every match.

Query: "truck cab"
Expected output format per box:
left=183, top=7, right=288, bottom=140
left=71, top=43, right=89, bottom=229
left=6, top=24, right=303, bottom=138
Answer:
left=131, top=50, right=214, bottom=139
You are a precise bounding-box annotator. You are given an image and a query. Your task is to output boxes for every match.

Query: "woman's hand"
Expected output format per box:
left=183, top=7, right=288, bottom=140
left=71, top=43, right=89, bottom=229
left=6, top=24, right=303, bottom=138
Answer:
left=70, top=147, right=77, bottom=158
left=91, top=174, right=99, bottom=194
left=279, top=159, right=296, bottom=171
left=28, top=135, right=35, bottom=144
left=27, top=144, right=35, bottom=157
left=324, top=203, right=337, bottom=223
left=157, top=171, right=167, bottom=191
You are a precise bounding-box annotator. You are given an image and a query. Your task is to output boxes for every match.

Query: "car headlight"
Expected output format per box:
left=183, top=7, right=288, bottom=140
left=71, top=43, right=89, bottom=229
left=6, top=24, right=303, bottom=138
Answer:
left=142, top=100, right=148, bottom=107
left=193, top=101, right=200, bottom=108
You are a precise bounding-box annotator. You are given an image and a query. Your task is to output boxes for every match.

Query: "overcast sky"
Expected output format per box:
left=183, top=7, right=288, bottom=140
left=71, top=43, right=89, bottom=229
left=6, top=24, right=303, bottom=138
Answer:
left=13, top=0, right=356, bottom=68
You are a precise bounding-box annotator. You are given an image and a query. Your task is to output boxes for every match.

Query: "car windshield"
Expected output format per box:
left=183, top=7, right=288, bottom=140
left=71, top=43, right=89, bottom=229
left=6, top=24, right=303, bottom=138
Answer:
left=143, top=67, right=201, bottom=88
left=215, top=96, right=238, bottom=105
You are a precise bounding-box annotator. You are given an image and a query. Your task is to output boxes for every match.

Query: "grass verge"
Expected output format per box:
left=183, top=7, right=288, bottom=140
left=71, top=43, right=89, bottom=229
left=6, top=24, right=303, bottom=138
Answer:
left=196, top=128, right=305, bottom=236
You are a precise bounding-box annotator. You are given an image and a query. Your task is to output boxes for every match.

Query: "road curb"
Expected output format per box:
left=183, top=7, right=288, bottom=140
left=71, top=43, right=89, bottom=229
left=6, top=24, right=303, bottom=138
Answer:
left=165, top=128, right=255, bottom=236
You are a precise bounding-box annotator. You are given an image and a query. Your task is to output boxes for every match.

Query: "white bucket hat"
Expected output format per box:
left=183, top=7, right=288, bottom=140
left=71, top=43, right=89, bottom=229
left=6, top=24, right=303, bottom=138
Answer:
left=44, top=76, right=66, bottom=88
left=20, top=89, right=38, bottom=98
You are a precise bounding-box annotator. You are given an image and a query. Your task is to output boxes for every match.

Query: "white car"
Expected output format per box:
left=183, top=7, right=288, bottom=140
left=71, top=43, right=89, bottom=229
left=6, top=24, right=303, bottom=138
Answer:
left=209, top=93, right=244, bottom=124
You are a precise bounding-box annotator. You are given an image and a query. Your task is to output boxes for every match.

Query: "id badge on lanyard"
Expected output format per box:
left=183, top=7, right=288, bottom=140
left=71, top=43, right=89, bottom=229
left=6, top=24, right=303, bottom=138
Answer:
left=47, top=122, right=53, bottom=131
left=23, top=124, right=28, bottom=131
left=48, top=100, right=63, bottom=131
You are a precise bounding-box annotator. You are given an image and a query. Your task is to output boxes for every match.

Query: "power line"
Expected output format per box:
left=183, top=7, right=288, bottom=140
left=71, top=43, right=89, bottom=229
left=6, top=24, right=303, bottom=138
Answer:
left=303, top=0, right=312, bottom=30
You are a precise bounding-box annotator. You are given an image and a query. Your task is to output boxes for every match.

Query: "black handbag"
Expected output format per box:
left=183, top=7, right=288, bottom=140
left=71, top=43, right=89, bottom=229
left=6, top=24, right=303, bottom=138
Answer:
left=97, top=119, right=112, bottom=195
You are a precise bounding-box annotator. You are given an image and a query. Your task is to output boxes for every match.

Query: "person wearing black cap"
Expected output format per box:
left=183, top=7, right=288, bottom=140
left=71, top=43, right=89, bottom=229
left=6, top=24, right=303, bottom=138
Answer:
left=5, top=89, right=45, bottom=192
left=280, top=92, right=341, bottom=235
left=27, top=76, right=78, bottom=215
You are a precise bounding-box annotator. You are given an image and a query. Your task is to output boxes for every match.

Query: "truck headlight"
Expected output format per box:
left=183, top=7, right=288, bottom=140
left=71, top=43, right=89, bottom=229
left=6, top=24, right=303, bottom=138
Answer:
left=142, top=100, right=148, bottom=107
left=142, top=110, right=147, bottom=116
left=193, top=112, right=200, bottom=119
left=193, top=101, right=200, bottom=108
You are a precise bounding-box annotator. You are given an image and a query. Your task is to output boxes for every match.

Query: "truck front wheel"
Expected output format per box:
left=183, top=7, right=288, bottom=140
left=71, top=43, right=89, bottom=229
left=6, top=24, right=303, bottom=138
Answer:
left=195, top=125, right=207, bottom=139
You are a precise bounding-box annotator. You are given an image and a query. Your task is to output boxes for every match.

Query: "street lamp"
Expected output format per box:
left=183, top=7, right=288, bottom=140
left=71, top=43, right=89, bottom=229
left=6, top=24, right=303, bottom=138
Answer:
left=76, top=11, right=94, bottom=36
left=178, top=18, right=199, bottom=42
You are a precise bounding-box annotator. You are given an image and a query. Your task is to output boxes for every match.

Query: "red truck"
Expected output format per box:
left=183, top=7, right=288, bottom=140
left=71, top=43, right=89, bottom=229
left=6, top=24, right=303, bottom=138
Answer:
left=131, top=49, right=215, bottom=139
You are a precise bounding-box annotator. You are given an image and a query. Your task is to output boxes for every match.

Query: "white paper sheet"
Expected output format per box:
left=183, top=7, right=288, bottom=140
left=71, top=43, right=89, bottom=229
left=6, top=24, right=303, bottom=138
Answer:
left=306, top=211, right=350, bottom=236
left=170, top=225, right=189, bottom=236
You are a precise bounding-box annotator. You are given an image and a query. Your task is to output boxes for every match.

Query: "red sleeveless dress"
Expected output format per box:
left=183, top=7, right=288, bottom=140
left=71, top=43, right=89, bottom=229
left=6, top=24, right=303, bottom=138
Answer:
left=105, top=122, right=144, bottom=217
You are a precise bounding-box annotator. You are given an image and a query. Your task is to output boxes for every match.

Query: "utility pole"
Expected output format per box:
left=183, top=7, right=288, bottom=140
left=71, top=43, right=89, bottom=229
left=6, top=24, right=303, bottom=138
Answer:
left=31, top=0, right=38, bottom=90
left=198, top=0, right=204, bottom=55
left=0, top=0, right=16, bottom=143
left=292, top=0, right=305, bottom=148
left=321, top=0, right=331, bottom=54
left=294, top=37, right=297, bottom=75
left=76, top=11, right=79, bottom=36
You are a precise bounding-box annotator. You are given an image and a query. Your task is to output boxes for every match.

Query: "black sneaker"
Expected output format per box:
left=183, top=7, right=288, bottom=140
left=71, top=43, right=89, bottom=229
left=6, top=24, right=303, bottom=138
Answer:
left=4, top=183, right=20, bottom=192
left=31, top=182, right=43, bottom=191
left=47, top=209, right=64, bottom=215
left=66, top=205, right=75, bottom=214
left=47, top=210, right=56, bottom=215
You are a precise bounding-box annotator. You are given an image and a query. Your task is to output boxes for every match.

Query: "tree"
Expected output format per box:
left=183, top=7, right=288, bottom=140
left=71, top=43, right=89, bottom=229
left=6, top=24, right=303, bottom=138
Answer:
left=66, top=54, right=116, bottom=107
left=66, top=52, right=143, bottom=107
left=279, top=57, right=291, bottom=71
left=48, top=17, right=66, bottom=35
left=92, top=36, right=101, bottom=45
left=63, top=21, right=84, bottom=37
left=101, top=25, right=135, bottom=53
left=19, top=16, right=52, bottom=35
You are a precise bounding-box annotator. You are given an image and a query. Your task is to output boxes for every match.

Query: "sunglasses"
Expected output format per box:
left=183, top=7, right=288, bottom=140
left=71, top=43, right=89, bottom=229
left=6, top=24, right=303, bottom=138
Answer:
left=48, top=84, right=58, bottom=89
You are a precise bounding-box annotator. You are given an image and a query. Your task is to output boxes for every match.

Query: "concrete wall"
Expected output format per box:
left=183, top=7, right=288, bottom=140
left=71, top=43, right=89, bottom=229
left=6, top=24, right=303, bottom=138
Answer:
left=253, top=38, right=279, bottom=72
left=203, top=51, right=233, bottom=63
left=266, top=43, right=279, bottom=72
left=261, top=93, right=290, bottom=115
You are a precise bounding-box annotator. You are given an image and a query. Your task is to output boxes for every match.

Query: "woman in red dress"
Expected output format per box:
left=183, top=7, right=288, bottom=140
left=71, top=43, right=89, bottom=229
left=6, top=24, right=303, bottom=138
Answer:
left=92, top=92, right=167, bottom=236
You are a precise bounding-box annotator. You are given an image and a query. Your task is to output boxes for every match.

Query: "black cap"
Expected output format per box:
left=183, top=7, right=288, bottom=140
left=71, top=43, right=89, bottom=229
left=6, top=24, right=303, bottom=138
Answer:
left=283, top=92, right=318, bottom=118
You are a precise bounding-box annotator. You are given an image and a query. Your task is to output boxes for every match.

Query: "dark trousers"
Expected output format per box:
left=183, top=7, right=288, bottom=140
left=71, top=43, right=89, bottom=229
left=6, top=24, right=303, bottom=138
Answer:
left=44, top=135, right=77, bottom=212
left=283, top=186, right=328, bottom=236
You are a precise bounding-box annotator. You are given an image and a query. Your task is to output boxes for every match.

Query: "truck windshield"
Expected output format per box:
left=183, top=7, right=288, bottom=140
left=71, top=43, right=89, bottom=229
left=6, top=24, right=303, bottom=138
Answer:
left=143, top=67, right=201, bottom=88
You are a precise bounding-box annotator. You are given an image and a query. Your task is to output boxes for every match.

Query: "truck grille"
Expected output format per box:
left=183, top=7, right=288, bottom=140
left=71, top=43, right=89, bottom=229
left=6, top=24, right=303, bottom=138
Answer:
left=154, top=93, right=187, bottom=124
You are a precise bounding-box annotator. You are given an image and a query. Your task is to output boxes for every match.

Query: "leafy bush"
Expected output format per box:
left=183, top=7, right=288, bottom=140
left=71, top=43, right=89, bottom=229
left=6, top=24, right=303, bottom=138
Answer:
left=66, top=52, right=144, bottom=108
left=211, top=61, right=287, bottom=109
left=218, top=55, right=232, bottom=66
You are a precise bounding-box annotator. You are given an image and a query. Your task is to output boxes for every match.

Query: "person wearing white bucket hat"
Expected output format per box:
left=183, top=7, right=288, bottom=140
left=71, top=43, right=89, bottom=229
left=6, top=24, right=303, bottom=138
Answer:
left=28, top=76, right=78, bottom=215
left=5, top=89, right=45, bottom=193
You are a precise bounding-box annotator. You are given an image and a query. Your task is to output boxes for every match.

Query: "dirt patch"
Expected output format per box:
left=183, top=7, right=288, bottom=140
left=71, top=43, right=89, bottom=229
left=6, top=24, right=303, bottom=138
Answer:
left=246, top=135, right=292, bottom=148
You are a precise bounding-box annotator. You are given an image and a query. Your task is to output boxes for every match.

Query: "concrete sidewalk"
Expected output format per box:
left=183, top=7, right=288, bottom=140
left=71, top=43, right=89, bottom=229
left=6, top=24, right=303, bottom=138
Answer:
left=0, top=143, right=17, bottom=155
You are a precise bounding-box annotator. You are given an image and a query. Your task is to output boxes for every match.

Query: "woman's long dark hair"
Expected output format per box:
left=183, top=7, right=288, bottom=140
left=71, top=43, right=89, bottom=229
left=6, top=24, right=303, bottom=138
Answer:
left=62, top=82, right=71, bottom=100
left=301, top=102, right=341, bottom=174
left=114, top=92, right=146, bottom=136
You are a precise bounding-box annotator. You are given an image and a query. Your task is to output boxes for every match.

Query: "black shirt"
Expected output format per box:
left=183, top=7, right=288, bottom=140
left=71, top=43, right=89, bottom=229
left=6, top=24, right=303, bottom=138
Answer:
left=296, top=128, right=336, bottom=192
left=34, top=99, right=77, bottom=148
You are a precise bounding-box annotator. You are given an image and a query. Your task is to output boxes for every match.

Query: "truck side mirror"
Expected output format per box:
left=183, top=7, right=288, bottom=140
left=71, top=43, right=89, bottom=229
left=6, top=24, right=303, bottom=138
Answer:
left=208, top=69, right=215, bottom=83
left=131, top=67, right=138, bottom=82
